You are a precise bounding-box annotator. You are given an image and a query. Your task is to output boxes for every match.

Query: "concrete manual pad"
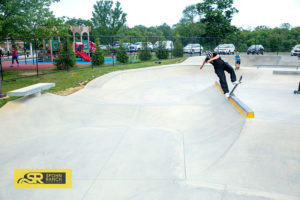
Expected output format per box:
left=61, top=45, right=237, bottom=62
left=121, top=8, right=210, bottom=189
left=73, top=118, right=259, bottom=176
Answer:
left=0, top=56, right=300, bottom=200
left=7, top=83, right=55, bottom=96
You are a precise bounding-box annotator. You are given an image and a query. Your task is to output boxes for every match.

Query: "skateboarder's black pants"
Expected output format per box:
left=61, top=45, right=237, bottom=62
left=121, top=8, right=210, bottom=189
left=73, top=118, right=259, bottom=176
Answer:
left=214, top=62, right=237, bottom=94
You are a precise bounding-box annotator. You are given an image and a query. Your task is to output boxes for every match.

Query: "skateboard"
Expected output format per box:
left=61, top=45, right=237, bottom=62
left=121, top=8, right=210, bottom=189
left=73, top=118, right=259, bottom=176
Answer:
left=229, top=75, right=243, bottom=97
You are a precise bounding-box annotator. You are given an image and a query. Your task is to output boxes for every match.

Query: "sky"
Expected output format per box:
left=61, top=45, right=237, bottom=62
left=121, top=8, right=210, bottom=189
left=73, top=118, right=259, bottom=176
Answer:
left=50, top=0, right=300, bottom=29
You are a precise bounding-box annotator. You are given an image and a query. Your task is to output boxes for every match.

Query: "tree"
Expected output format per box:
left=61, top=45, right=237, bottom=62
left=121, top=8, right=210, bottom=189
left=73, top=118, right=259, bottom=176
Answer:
left=91, top=0, right=127, bottom=36
left=0, top=0, right=64, bottom=39
left=138, top=43, right=152, bottom=61
left=173, top=39, right=184, bottom=58
left=180, top=5, right=199, bottom=24
left=65, top=18, right=93, bottom=27
left=157, top=23, right=172, bottom=39
left=155, top=42, right=169, bottom=59
left=174, top=4, right=206, bottom=46
left=280, top=23, right=292, bottom=30
left=196, top=0, right=238, bottom=38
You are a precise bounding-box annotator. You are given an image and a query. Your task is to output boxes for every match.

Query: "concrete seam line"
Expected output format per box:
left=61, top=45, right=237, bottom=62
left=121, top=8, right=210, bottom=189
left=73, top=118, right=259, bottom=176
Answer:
left=214, top=82, right=255, bottom=118
left=80, top=127, right=130, bottom=200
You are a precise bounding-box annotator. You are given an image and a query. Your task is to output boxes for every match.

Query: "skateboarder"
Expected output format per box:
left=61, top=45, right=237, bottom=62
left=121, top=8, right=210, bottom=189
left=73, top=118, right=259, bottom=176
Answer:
left=200, top=51, right=239, bottom=97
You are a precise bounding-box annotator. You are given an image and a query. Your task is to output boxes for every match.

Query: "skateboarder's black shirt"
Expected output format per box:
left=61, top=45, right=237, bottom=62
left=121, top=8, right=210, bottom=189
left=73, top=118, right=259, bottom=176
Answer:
left=205, top=52, right=225, bottom=69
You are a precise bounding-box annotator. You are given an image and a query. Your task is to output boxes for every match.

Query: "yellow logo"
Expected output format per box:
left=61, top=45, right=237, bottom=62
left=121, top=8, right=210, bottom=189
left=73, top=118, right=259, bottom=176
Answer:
left=14, top=169, right=72, bottom=189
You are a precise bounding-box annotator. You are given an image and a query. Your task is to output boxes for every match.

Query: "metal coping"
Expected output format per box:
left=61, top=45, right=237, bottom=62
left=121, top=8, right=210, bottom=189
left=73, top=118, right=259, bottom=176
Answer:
left=215, top=82, right=255, bottom=118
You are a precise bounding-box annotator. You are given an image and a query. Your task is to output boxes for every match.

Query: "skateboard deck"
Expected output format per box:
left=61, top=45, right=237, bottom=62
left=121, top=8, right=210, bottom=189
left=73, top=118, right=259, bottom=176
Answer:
left=229, top=75, right=243, bottom=97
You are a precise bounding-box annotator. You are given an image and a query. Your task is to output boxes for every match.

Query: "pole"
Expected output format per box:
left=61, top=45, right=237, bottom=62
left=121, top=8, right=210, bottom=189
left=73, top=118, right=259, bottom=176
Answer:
left=0, top=81, right=6, bottom=98
left=297, top=54, right=300, bottom=71
left=24, top=44, right=27, bottom=64
left=130, top=36, right=132, bottom=63
left=171, top=37, right=173, bottom=59
left=66, top=37, right=69, bottom=71
left=30, top=42, right=33, bottom=59
left=6, top=39, right=9, bottom=53
left=0, top=54, right=3, bottom=81
left=0, top=57, right=6, bottom=98
left=35, top=39, right=39, bottom=76
left=277, top=37, right=279, bottom=56
left=112, top=36, right=114, bottom=66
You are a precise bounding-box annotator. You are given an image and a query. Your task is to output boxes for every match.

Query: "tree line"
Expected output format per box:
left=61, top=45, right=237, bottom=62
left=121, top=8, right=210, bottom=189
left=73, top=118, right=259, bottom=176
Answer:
left=1, top=0, right=300, bottom=52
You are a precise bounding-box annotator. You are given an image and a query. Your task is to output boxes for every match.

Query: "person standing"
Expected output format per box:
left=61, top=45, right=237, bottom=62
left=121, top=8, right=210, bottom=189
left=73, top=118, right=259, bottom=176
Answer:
left=200, top=51, right=239, bottom=97
left=235, top=52, right=241, bottom=70
left=0, top=49, right=3, bottom=57
left=11, top=47, right=19, bottom=67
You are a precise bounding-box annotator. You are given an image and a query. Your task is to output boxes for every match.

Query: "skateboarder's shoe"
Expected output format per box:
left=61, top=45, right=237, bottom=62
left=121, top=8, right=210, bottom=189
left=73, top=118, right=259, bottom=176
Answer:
left=232, top=80, right=240, bottom=85
left=225, top=93, right=230, bottom=98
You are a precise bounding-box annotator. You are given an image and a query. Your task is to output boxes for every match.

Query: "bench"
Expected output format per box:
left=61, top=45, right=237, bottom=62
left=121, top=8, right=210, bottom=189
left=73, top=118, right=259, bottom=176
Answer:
left=7, top=83, right=55, bottom=97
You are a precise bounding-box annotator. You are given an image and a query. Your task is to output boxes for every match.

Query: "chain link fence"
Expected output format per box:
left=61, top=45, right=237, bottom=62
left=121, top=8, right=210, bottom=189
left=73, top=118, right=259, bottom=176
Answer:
left=1, top=35, right=300, bottom=82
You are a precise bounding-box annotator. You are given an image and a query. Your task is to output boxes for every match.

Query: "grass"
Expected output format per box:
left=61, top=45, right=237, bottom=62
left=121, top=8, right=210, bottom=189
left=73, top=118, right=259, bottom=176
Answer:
left=0, top=57, right=187, bottom=108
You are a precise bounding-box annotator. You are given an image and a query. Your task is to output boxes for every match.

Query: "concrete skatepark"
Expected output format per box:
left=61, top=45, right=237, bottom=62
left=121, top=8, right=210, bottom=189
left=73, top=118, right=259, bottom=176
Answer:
left=0, top=55, right=299, bottom=199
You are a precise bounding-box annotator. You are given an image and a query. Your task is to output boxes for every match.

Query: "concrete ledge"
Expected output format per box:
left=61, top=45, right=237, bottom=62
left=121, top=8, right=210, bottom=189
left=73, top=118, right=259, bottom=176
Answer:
left=273, top=70, right=300, bottom=75
left=215, top=82, right=255, bottom=118
left=7, top=83, right=55, bottom=97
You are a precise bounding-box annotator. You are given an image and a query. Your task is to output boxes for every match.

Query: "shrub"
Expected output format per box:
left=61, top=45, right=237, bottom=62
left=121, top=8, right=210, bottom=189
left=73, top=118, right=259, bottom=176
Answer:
left=116, top=45, right=129, bottom=63
left=173, top=39, right=184, bottom=57
left=138, top=43, right=152, bottom=61
left=54, top=39, right=76, bottom=70
left=155, top=42, right=169, bottom=59
left=92, top=39, right=105, bottom=66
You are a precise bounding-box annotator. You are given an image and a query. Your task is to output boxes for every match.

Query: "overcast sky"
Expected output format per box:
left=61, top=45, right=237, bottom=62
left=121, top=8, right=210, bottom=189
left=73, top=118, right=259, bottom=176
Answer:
left=50, top=0, right=300, bottom=29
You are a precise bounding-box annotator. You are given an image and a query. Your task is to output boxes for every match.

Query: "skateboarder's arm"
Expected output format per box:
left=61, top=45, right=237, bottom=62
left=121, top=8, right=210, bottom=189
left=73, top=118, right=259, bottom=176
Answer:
left=207, top=54, right=220, bottom=63
left=200, top=60, right=206, bottom=70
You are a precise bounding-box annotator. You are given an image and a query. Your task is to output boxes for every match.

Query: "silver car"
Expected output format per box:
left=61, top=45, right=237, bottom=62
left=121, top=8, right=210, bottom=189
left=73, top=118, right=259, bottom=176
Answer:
left=291, top=44, right=300, bottom=56
left=183, top=44, right=203, bottom=54
left=129, top=42, right=153, bottom=51
left=214, top=44, right=235, bottom=55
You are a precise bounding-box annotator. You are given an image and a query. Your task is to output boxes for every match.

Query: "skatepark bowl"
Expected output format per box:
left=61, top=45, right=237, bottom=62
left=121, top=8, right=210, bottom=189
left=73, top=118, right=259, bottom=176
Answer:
left=0, top=55, right=299, bottom=200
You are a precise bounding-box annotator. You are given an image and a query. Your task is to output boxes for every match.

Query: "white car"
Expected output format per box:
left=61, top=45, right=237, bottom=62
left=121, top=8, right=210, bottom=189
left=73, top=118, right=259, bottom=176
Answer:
left=0, top=47, right=5, bottom=54
left=183, top=43, right=203, bottom=54
left=129, top=42, right=153, bottom=51
left=214, top=44, right=235, bottom=55
left=291, top=44, right=300, bottom=56
left=153, top=41, right=174, bottom=51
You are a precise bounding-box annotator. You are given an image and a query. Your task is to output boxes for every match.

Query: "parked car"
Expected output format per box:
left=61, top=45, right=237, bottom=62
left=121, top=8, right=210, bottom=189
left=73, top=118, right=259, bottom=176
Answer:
left=153, top=41, right=174, bottom=51
left=129, top=42, right=153, bottom=51
left=291, top=44, right=300, bottom=56
left=122, top=43, right=132, bottom=51
left=214, top=44, right=235, bottom=55
left=98, top=45, right=107, bottom=50
left=247, top=44, right=264, bottom=55
left=183, top=43, right=203, bottom=54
